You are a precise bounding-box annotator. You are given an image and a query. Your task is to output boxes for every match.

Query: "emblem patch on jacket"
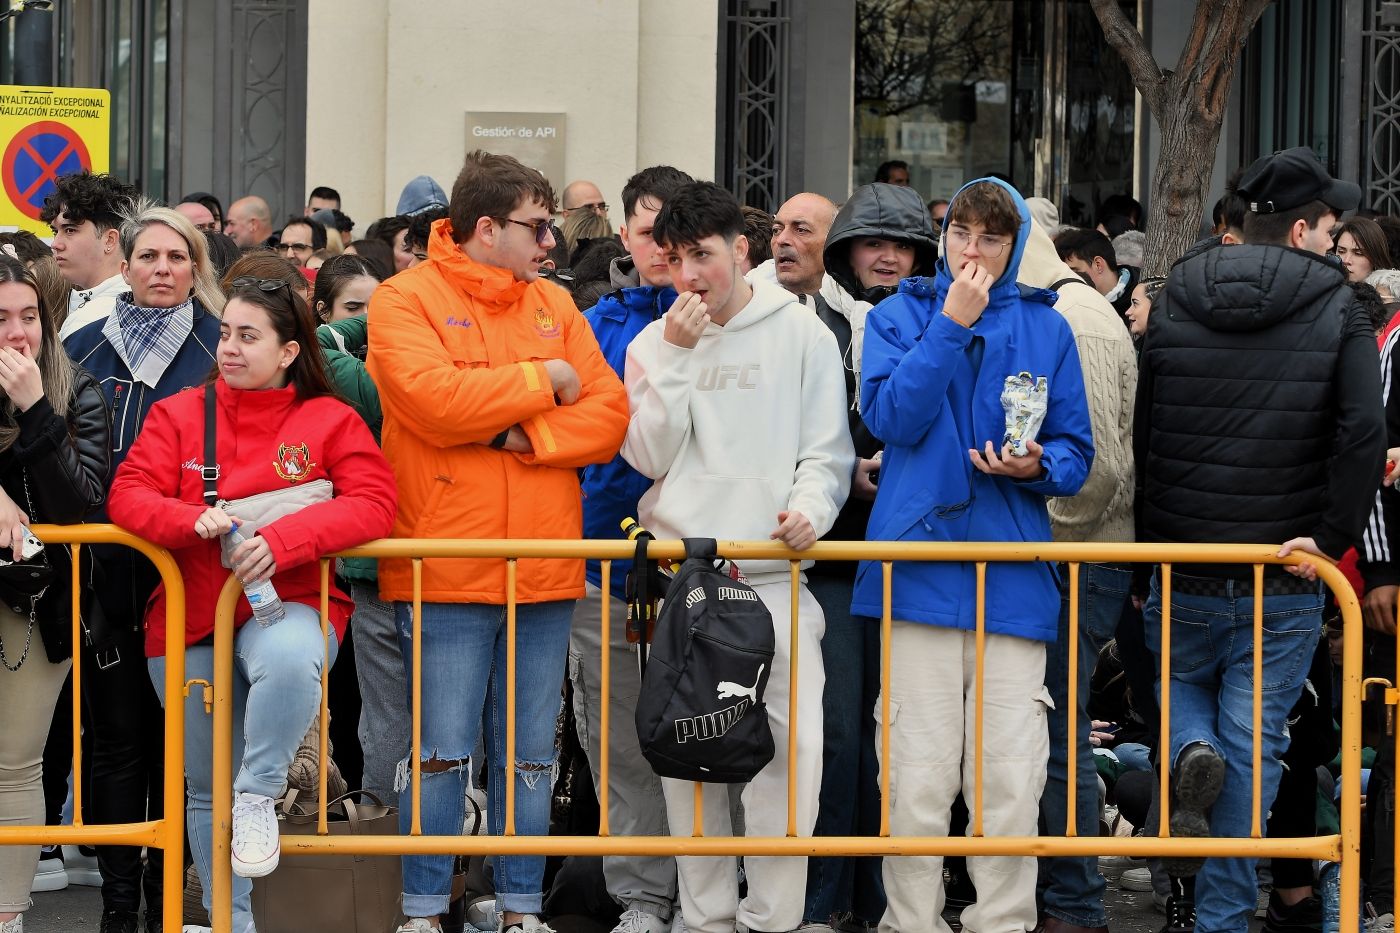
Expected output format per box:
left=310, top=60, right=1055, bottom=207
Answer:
left=273, top=443, right=317, bottom=483
left=533, top=307, right=562, bottom=338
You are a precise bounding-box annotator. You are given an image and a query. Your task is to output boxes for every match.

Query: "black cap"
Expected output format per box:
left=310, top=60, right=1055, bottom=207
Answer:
left=1237, top=146, right=1361, bottom=214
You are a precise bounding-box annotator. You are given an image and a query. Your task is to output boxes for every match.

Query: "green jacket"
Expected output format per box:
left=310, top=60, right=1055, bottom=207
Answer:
left=317, top=317, right=382, bottom=582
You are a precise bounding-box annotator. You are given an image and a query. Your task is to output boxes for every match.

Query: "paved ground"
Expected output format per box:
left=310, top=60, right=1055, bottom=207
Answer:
left=20, top=862, right=1257, bottom=932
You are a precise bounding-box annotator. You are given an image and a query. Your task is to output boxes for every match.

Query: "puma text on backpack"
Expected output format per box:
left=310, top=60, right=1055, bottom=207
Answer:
left=634, top=538, right=776, bottom=783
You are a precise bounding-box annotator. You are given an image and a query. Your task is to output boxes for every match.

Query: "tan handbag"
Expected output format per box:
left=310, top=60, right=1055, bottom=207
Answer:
left=204, top=383, right=334, bottom=569
left=250, top=790, right=403, bottom=933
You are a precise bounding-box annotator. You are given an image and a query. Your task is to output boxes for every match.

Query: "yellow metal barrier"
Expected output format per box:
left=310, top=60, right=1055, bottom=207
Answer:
left=0, top=524, right=185, bottom=929
left=206, top=540, right=1364, bottom=932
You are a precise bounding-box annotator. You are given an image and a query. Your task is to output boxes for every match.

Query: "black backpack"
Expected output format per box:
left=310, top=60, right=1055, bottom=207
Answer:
left=634, top=538, right=776, bottom=783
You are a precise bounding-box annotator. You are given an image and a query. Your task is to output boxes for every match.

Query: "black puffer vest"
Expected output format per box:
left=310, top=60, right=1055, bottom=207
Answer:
left=1140, top=244, right=1360, bottom=552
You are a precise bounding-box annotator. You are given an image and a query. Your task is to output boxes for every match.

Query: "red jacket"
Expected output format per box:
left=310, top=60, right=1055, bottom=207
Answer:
left=108, top=380, right=398, bottom=657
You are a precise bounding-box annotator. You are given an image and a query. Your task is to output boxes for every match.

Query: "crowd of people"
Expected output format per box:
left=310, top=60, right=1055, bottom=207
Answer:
left=0, top=142, right=1392, bottom=933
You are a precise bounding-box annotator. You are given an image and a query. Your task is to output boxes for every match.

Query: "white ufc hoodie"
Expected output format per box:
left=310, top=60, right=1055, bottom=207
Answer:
left=621, top=277, right=855, bottom=575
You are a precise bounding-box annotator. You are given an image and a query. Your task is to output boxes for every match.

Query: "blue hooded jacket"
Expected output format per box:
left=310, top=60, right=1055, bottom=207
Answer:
left=581, top=283, right=677, bottom=599
left=851, top=177, right=1093, bottom=642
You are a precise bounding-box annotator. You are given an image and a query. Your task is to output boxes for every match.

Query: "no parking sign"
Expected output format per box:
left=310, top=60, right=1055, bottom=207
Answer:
left=0, top=86, right=109, bottom=234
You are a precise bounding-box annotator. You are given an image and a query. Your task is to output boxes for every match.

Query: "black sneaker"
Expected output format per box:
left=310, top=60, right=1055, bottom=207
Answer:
left=1162, top=895, right=1196, bottom=933
left=1262, top=892, right=1323, bottom=933
left=144, top=912, right=163, bottom=933
left=99, top=909, right=139, bottom=933
left=1164, top=742, right=1224, bottom=877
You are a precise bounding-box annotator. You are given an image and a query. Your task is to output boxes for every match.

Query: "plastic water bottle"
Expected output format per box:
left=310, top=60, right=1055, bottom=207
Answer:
left=226, top=523, right=285, bottom=626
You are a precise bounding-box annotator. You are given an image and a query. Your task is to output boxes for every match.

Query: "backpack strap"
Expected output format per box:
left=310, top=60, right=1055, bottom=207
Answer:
left=631, top=532, right=653, bottom=680
left=1049, top=276, right=1085, bottom=293
left=202, top=384, right=221, bottom=505
left=683, top=538, right=718, bottom=562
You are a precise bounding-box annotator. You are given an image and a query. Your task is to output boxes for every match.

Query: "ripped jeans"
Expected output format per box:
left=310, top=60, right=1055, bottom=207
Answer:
left=394, top=599, right=573, bottom=919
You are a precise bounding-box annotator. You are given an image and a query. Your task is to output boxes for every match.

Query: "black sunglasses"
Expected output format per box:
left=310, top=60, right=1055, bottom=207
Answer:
left=494, top=216, right=553, bottom=246
left=230, top=276, right=291, bottom=293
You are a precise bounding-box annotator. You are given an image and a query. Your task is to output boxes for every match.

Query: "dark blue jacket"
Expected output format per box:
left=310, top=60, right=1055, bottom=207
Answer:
left=581, top=284, right=676, bottom=599
left=65, top=300, right=221, bottom=520
left=852, top=178, right=1093, bottom=642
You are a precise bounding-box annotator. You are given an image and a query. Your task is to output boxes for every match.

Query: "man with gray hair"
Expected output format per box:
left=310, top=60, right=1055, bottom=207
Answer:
left=561, top=180, right=610, bottom=222
left=1112, top=230, right=1145, bottom=269
left=223, top=195, right=274, bottom=249
left=768, top=193, right=838, bottom=298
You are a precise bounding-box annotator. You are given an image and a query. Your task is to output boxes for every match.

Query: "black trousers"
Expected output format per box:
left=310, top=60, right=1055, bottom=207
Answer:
left=82, top=547, right=166, bottom=913
left=81, top=623, right=165, bottom=912
left=1364, top=631, right=1397, bottom=913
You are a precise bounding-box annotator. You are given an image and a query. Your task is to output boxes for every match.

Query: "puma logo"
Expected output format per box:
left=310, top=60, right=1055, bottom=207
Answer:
left=716, top=664, right=763, bottom=705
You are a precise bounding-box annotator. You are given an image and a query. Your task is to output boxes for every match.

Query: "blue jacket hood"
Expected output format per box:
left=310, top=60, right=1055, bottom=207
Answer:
left=935, top=176, right=1034, bottom=295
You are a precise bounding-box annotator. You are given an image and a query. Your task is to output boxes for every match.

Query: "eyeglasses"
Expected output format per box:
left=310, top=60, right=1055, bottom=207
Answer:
left=945, top=228, right=1009, bottom=258
left=493, top=216, right=553, bottom=246
left=277, top=241, right=314, bottom=255
left=230, top=276, right=291, bottom=293
left=566, top=201, right=608, bottom=214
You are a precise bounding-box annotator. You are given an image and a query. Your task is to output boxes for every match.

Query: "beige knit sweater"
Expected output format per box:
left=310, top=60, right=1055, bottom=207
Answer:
left=1017, top=222, right=1138, bottom=543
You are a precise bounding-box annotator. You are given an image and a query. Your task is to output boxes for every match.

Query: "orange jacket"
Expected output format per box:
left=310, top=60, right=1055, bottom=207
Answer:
left=367, top=219, right=629, bottom=604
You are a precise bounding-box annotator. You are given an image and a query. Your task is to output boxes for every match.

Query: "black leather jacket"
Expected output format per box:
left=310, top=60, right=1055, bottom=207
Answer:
left=0, top=368, right=112, bottom=661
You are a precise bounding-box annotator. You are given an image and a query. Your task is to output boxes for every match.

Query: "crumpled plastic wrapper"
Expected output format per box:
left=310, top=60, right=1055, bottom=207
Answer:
left=1001, top=372, right=1048, bottom=457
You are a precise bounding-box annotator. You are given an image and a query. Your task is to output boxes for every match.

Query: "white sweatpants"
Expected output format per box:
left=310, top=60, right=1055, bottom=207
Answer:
left=661, top=577, right=826, bottom=933
left=878, top=621, right=1050, bottom=933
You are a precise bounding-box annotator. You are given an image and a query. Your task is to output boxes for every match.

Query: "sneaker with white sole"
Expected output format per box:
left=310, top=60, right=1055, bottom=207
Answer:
left=671, top=915, right=686, bottom=933
left=499, top=917, right=555, bottom=933
left=1120, top=865, right=1154, bottom=891
left=394, top=921, right=439, bottom=933
left=0, top=913, right=21, bottom=933
left=613, top=907, right=671, bottom=933
left=1098, top=854, right=1145, bottom=876
left=1368, top=913, right=1396, bottom=933
left=230, top=792, right=280, bottom=878
left=182, top=927, right=213, bottom=933
left=468, top=896, right=500, bottom=931
left=32, top=845, right=67, bottom=892
left=63, top=844, right=103, bottom=886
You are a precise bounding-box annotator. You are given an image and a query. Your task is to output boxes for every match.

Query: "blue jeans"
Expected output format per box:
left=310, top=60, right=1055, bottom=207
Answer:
left=395, top=600, right=573, bottom=919
left=1038, top=562, right=1132, bottom=928
left=803, top=574, right=886, bottom=924
left=149, top=602, right=338, bottom=933
left=1143, top=574, right=1323, bottom=933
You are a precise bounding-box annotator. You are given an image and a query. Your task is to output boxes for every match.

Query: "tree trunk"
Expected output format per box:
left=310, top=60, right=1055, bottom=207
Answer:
left=1143, top=91, right=1227, bottom=277
left=1089, top=0, right=1272, bottom=276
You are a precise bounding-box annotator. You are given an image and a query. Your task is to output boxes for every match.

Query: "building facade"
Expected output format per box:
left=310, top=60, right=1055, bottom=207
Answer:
left=1, top=0, right=1391, bottom=230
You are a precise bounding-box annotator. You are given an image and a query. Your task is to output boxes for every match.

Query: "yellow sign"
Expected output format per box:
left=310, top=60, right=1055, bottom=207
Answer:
left=0, top=85, right=110, bottom=234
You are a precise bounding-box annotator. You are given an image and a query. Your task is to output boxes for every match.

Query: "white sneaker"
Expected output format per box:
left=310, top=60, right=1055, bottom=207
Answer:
left=183, top=927, right=213, bottom=933
left=63, top=844, right=102, bottom=886
left=613, top=907, right=671, bottom=933
left=1119, top=865, right=1154, bottom=891
left=230, top=792, right=280, bottom=878
left=0, top=912, right=21, bottom=933
left=32, top=846, right=67, bottom=892
left=671, top=916, right=686, bottom=933
left=1368, top=913, right=1396, bottom=933
left=468, top=896, right=499, bottom=930
left=1097, top=854, right=1145, bottom=875
left=797, top=924, right=837, bottom=932
left=395, top=921, right=440, bottom=933
left=499, top=917, right=555, bottom=933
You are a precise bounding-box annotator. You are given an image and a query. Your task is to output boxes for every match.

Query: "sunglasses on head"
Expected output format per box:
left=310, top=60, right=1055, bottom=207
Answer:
left=230, top=276, right=291, bottom=293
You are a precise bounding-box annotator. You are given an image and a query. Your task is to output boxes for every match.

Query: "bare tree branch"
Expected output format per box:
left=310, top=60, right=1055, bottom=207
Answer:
left=1088, top=0, right=1166, bottom=111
